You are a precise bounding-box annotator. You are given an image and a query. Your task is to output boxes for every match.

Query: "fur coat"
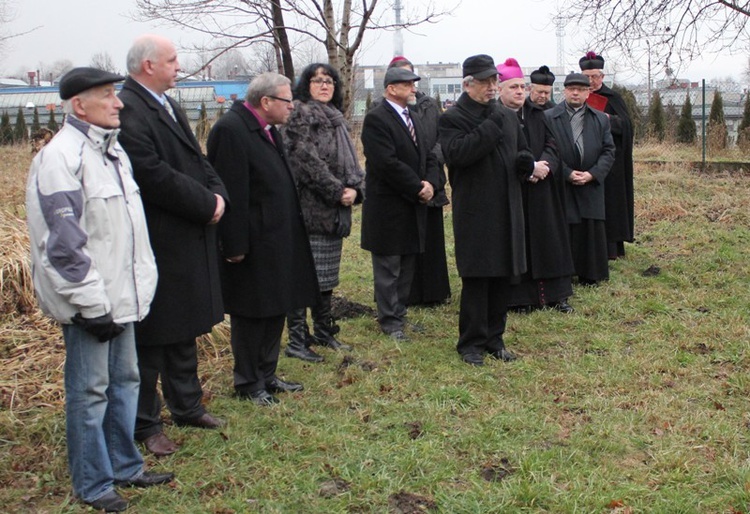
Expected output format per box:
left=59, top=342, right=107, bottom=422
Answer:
left=284, top=100, right=365, bottom=236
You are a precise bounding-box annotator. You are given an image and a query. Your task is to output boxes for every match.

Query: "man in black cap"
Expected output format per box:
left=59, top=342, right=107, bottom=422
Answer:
left=438, top=54, right=535, bottom=367
left=545, top=73, right=615, bottom=285
left=506, top=65, right=576, bottom=314
left=580, top=52, right=635, bottom=260
left=361, top=66, right=439, bottom=341
left=26, top=67, right=173, bottom=512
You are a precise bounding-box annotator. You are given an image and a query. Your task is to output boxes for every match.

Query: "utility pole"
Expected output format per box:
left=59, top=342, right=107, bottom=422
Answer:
left=394, top=0, right=404, bottom=57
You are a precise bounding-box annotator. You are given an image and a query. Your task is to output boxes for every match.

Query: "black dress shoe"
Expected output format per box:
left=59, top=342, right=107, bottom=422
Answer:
left=267, top=377, right=304, bottom=393
left=318, top=337, right=352, bottom=351
left=115, top=471, right=174, bottom=488
left=285, top=344, right=324, bottom=362
left=86, top=490, right=129, bottom=512
left=461, top=352, right=485, bottom=366
left=487, top=347, right=517, bottom=362
left=174, top=412, right=225, bottom=429
left=236, top=389, right=280, bottom=406
left=550, top=300, right=574, bottom=314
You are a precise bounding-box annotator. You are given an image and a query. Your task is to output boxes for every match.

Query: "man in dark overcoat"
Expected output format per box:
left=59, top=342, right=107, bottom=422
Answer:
left=118, top=34, right=229, bottom=456
left=580, top=52, right=635, bottom=259
left=499, top=62, right=575, bottom=313
left=360, top=67, right=439, bottom=341
left=544, top=73, right=616, bottom=285
left=207, top=72, right=319, bottom=406
left=382, top=56, right=451, bottom=307
left=438, top=54, right=535, bottom=367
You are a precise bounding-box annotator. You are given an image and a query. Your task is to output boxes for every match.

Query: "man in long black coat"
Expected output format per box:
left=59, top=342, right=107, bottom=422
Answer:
left=439, top=55, right=535, bottom=367
left=361, top=67, right=439, bottom=341
left=545, top=73, right=616, bottom=285
left=499, top=63, right=575, bottom=313
left=381, top=56, right=451, bottom=307
left=580, top=52, right=635, bottom=259
left=207, top=72, right=319, bottom=406
left=118, top=34, right=229, bottom=456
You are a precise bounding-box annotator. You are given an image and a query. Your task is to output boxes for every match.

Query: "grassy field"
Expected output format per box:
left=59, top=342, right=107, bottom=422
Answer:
left=1, top=144, right=750, bottom=513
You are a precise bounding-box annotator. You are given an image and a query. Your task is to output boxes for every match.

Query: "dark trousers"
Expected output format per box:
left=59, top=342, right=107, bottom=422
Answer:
left=371, top=253, right=417, bottom=334
left=457, top=276, right=510, bottom=356
left=135, top=340, right=205, bottom=440
left=230, top=314, right=285, bottom=394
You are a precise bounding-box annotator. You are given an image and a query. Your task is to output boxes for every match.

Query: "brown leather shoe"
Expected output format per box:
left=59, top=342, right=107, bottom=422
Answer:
left=143, top=432, right=179, bottom=457
left=174, top=412, right=225, bottom=429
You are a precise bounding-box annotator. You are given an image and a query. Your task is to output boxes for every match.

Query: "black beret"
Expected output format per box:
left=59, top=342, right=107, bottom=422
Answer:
left=530, top=65, right=555, bottom=86
left=59, top=67, right=126, bottom=100
left=579, top=52, right=605, bottom=71
left=462, top=54, right=497, bottom=80
left=384, top=67, right=420, bottom=87
left=564, top=73, right=590, bottom=87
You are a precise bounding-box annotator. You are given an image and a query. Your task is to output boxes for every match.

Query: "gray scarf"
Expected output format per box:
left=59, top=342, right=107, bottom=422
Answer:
left=321, top=103, right=365, bottom=237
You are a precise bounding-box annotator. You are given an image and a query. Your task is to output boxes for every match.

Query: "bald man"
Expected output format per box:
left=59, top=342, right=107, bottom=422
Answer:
left=118, top=34, right=229, bottom=456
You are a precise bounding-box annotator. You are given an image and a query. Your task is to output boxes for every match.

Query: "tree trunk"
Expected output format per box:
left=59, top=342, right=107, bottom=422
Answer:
left=271, top=0, right=295, bottom=80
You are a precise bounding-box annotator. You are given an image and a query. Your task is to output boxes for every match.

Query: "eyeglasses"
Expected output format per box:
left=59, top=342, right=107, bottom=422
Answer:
left=267, top=95, right=293, bottom=104
left=310, top=78, right=336, bottom=86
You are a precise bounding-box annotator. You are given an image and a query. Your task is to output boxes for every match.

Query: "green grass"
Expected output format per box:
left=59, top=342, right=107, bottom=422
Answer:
left=2, top=155, right=750, bottom=513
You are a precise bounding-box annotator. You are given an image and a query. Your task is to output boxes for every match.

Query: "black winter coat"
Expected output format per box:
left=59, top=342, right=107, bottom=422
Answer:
left=591, top=84, right=635, bottom=243
left=544, top=102, right=616, bottom=223
left=207, top=101, right=319, bottom=318
left=439, top=93, right=532, bottom=278
left=360, top=100, right=439, bottom=255
left=283, top=100, right=365, bottom=236
left=519, top=98, right=574, bottom=279
left=118, top=78, right=228, bottom=345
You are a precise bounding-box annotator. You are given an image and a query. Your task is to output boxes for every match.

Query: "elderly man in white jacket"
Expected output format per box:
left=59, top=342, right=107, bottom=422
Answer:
left=26, top=67, right=173, bottom=512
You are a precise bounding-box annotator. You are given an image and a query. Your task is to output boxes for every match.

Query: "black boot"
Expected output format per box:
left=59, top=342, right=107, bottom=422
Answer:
left=311, top=293, right=352, bottom=351
left=284, top=308, right=324, bottom=362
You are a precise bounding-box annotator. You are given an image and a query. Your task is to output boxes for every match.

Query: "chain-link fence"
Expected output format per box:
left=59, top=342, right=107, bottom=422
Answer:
left=621, top=79, right=749, bottom=167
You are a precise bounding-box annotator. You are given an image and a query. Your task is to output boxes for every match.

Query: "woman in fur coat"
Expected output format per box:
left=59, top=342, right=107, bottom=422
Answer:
left=282, top=63, right=366, bottom=362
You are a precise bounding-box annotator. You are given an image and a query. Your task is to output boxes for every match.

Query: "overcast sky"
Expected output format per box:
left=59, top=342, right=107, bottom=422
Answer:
left=1, top=0, right=742, bottom=84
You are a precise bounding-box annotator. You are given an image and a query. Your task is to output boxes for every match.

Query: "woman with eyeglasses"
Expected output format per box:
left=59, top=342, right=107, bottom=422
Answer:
left=282, top=63, right=365, bottom=363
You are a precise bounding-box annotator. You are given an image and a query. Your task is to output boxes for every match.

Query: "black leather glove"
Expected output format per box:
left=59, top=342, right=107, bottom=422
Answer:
left=72, top=313, right=125, bottom=343
left=516, top=150, right=536, bottom=175
left=485, top=100, right=504, bottom=129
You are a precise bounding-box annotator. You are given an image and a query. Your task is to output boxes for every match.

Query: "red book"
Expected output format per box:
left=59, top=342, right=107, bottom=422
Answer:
left=587, top=92, right=608, bottom=112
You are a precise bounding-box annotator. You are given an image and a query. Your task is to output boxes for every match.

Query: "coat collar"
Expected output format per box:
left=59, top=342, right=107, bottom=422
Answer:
left=455, top=92, right=492, bottom=120
left=122, top=77, right=199, bottom=151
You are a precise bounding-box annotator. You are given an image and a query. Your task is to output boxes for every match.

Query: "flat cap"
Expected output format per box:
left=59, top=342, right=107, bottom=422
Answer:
left=564, top=73, right=590, bottom=87
left=59, top=67, right=126, bottom=100
left=384, top=67, right=420, bottom=87
left=462, top=54, right=497, bottom=80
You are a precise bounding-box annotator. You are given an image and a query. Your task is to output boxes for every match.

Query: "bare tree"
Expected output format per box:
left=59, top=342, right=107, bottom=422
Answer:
left=90, top=52, right=119, bottom=74
left=133, top=0, right=449, bottom=115
left=0, top=0, right=40, bottom=58
left=557, top=1, right=750, bottom=75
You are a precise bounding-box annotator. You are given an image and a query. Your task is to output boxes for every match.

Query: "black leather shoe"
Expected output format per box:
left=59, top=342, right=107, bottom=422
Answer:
left=174, top=412, right=225, bottom=429
left=115, top=471, right=174, bottom=488
left=86, top=490, right=129, bottom=512
left=550, top=300, right=574, bottom=314
left=461, top=352, right=485, bottom=366
left=267, top=377, right=304, bottom=393
left=387, top=330, right=410, bottom=342
left=285, top=344, right=324, bottom=362
left=236, top=389, right=280, bottom=406
left=487, top=347, right=518, bottom=362
left=318, top=337, right=352, bottom=351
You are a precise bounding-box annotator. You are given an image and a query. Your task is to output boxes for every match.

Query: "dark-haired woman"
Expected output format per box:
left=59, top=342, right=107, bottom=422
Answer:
left=283, top=63, right=365, bottom=362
